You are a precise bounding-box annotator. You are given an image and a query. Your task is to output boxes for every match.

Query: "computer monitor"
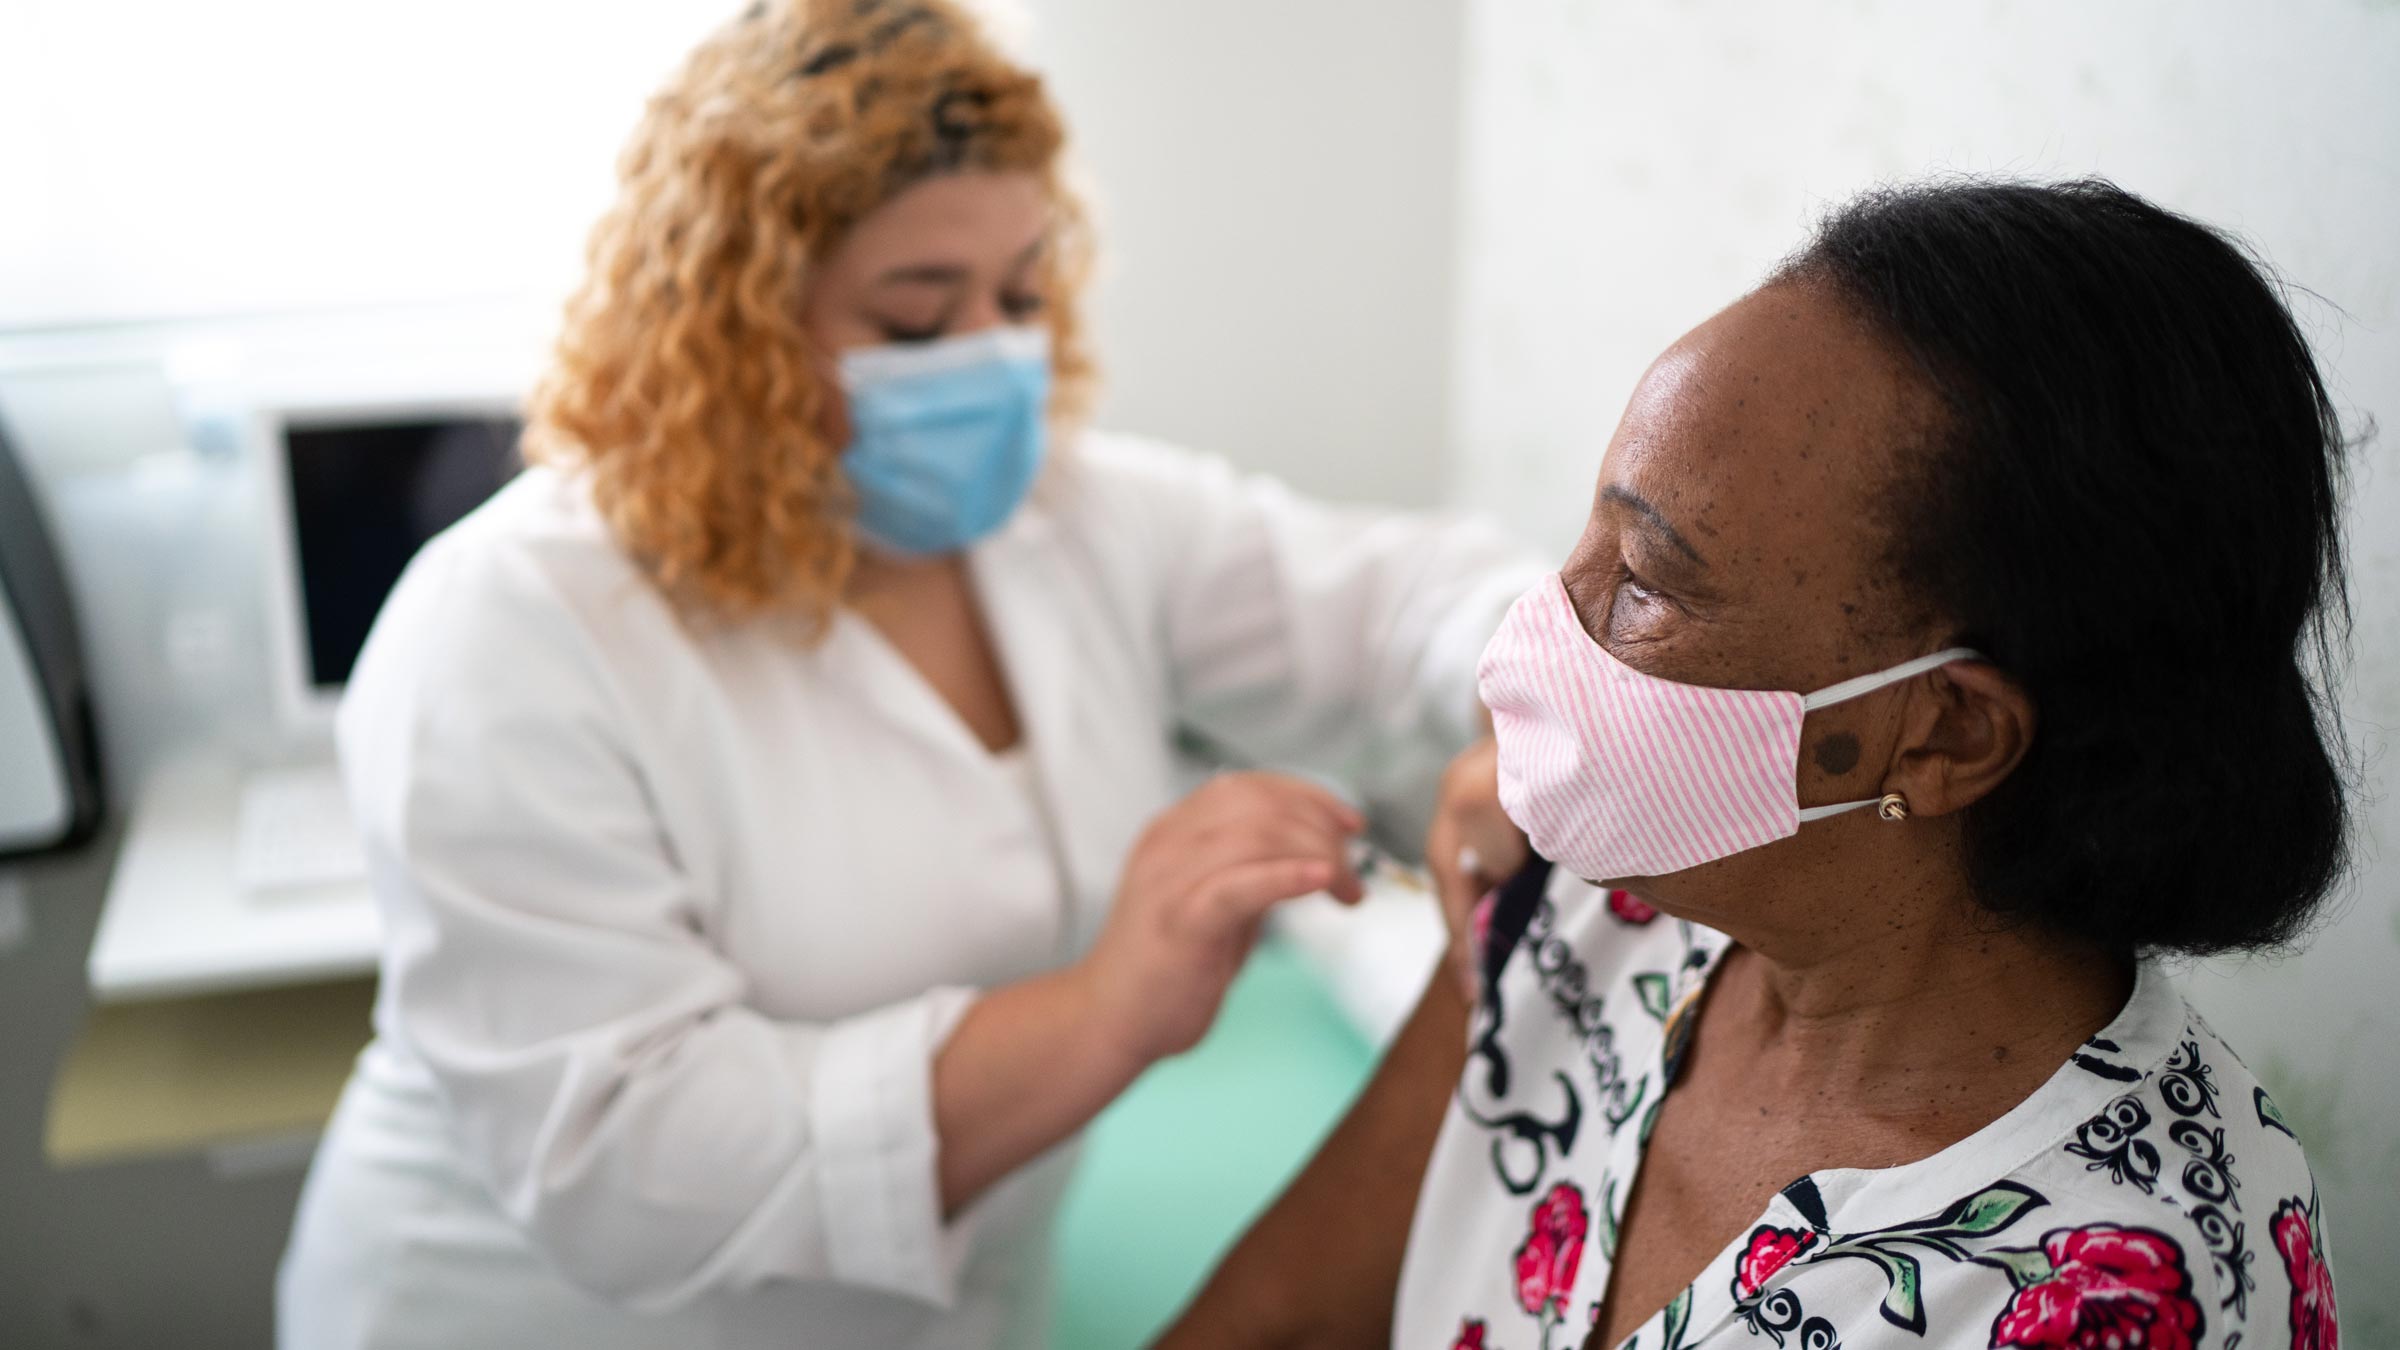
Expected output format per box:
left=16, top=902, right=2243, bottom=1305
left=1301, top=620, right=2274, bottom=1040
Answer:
left=254, top=393, right=522, bottom=734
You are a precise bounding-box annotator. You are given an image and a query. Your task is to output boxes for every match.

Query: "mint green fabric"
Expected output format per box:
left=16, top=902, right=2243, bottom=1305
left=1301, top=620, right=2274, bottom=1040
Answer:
left=1049, top=938, right=1378, bottom=1349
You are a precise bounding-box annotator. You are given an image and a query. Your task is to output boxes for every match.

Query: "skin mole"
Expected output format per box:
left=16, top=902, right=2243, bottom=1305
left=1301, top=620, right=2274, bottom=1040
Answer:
left=1811, top=730, right=1863, bottom=776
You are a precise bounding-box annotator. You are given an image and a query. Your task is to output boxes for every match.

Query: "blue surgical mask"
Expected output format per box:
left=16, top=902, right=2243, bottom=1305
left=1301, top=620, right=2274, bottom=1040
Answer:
left=838, top=326, right=1051, bottom=556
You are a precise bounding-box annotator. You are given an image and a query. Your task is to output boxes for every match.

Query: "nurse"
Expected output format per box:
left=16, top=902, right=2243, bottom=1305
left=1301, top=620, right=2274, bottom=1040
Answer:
left=273, top=1, right=1532, bottom=1347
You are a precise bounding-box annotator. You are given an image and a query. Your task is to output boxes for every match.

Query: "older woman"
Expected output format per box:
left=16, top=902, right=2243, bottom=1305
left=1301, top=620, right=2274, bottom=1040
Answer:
left=273, top=2, right=1533, bottom=1346
left=1167, top=179, right=2351, bottom=1350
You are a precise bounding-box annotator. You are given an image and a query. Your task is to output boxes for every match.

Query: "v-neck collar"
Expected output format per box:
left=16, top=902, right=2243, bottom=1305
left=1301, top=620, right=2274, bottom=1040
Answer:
left=828, top=505, right=1063, bottom=774
left=831, top=612, right=1012, bottom=765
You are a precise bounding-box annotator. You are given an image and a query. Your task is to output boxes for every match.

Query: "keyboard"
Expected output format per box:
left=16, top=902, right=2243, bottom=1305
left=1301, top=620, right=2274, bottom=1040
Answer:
left=233, top=763, right=368, bottom=894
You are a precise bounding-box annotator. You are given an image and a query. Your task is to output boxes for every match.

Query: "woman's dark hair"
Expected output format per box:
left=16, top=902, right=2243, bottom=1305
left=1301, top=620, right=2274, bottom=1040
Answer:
left=1780, top=177, right=2357, bottom=958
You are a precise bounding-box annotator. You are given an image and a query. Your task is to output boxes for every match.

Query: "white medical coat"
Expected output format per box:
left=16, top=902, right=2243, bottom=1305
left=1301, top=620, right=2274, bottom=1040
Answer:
left=277, top=431, right=1535, bottom=1349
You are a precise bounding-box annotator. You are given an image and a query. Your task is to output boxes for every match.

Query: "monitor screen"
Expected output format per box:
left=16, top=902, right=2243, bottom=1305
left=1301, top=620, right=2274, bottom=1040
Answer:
left=283, top=413, right=520, bottom=689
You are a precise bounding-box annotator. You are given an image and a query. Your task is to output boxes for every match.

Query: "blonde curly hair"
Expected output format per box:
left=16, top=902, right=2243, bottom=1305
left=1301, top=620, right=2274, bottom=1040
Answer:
left=525, top=0, right=1097, bottom=624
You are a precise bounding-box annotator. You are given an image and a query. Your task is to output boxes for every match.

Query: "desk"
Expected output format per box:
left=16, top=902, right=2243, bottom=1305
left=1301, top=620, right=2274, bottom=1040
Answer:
left=87, top=754, right=379, bottom=1003
left=84, top=752, right=1444, bottom=1024
left=47, top=977, right=373, bottom=1168
left=64, top=752, right=1439, bottom=1177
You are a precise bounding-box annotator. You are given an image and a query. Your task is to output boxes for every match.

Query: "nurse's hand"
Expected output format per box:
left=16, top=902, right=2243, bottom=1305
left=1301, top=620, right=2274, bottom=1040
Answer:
left=934, top=772, right=1362, bottom=1218
left=1079, top=772, right=1366, bottom=1067
left=1424, top=736, right=1527, bottom=1001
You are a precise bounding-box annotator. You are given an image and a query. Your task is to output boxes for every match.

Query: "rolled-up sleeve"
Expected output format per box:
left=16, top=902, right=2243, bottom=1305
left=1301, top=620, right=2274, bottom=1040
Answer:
left=338, top=535, right=981, bottom=1311
left=1086, top=437, right=1541, bottom=850
left=810, top=992, right=980, bottom=1294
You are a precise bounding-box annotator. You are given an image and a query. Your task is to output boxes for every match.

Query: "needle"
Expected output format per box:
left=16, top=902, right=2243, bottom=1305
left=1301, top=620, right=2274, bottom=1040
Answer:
left=1347, top=838, right=1434, bottom=894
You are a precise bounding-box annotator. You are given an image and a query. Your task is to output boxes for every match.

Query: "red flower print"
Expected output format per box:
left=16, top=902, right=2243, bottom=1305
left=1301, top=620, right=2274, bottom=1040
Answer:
left=1735, top=1225, right=1820, bottom=1297
left=1451, top=1318, right=1491, bottom=1350
left=1606, top=889, right=1659, bottom=924
left=1471, top=889, right=1498, bottom=958
left=2272, top=1200, right=2339, bottom=1350
left=1990, top=1224, right=2201, bottom=1350
left=1513, top=1182, right=1589, bottom=1317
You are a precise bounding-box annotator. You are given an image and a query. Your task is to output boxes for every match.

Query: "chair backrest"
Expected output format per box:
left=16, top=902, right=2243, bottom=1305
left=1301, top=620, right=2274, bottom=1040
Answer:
left=0, top=415, right=104, bottom=858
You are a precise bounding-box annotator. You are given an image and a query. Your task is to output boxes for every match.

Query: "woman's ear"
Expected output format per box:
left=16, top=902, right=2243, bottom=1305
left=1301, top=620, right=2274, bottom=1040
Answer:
left=1894, top=662, right=2036, bottom=817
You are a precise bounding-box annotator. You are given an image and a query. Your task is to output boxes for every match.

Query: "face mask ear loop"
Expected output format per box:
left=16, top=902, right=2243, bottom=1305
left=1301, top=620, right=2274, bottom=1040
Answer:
left=1799, top=647, right=1985, bottom=713
left=1793, top=648, right=1983, bottom=822
left=1795, top=798, right=1880, bottom=823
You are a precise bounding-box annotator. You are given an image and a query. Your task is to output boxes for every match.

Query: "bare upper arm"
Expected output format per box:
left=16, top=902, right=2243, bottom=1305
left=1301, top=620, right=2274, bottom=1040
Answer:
left=1155, top=968, right=1470, bottom=1349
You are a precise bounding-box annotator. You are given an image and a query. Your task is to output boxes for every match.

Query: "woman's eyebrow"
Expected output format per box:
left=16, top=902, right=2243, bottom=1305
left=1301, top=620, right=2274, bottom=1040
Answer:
left=872, top=263, right=970, bottom=288
left=1602, top=484, right=1708, bottom=566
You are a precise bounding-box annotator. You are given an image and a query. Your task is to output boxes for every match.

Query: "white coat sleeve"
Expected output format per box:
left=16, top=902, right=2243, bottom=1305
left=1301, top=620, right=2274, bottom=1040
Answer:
left=1088, top=437, right=1543, bottom=852
left=337, top=535, right=980, bottom=1311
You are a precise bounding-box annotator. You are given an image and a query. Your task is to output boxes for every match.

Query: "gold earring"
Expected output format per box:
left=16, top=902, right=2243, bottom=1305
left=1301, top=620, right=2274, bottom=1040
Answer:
left=1876, top=792, right=1911, bottom=822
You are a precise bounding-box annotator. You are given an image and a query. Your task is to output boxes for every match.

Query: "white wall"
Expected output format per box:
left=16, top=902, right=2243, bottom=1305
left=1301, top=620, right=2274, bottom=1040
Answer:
left=0, top=0, right=1466, bottom=508
left=0, top=0, right=1472, bottom=793
left=1447, top=0, right=2400, bottom=1334
left=0, top=0, right=725, bottom=327
left=1022, top=0, right=1466, bottom=506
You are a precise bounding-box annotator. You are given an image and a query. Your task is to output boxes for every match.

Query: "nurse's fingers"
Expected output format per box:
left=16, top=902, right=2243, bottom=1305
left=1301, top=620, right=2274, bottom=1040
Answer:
left=1136, top=774, right=1363, bottom=895
left=1215, top=816, right=1360, bottom=878
left=1147, top=817, right=1360, bottom=910
left=1192, top=857, right=1343, bottom=936
left=1191, top=771, right=1365, bottom=840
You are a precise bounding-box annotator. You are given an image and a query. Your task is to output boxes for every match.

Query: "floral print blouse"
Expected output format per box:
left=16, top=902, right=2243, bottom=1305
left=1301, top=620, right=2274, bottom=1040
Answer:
left=1391, top=864, right=2340, bottom=1350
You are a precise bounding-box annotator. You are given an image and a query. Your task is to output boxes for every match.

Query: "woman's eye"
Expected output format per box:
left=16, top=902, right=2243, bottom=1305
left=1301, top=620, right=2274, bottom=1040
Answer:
left=1000, top=291, right=1047, bottom=320
left=877, top=322, right=946, bottom=345
left=1607, top=568, right=1671, bottom=633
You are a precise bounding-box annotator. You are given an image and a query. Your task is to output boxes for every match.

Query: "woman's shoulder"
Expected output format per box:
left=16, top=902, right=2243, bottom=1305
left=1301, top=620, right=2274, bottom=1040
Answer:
left=1057, top=427, right=1231, bottom=490
left=417, top=464, right=643, bottom=594
left=1036, top=429, right=1240, bottom=538
left=2014, top=974, right=2328, bottom=1232
left=2005, top=985, right=2333, bottom=1346
left=344, top=466, right=681, bottom=722
left=1001, top=430, right=1255, bottom=621
left=1783, top=976, right=2336, bottom=1350
left=386, top=466, right=674, bottom=641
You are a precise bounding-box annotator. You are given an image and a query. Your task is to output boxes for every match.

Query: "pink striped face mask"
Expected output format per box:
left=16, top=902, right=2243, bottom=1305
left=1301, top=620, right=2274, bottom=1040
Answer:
left=1478, top=572, right=1983, bottom=884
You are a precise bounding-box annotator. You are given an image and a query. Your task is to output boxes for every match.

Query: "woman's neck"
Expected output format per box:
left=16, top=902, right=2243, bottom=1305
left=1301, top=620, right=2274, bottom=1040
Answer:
left=1708, top=900, right=2133, bottom=1124
left=846, top=547, right=960, bottom=604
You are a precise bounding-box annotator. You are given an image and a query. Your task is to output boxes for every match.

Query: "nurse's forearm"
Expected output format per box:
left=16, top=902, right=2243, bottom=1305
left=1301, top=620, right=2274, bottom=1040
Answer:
left=930, top=964, right=1143, bottom=1219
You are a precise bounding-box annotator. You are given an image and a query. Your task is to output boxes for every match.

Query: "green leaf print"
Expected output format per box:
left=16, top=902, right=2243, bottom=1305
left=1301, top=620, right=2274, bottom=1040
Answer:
left=2255, top=1085, right=2296, bottom=1139
left=1809, top=1241, right=1926, bottom=1335
left=1868, top=1247, right=1925, bottom=1334
left=1848, top=1180, right=2046, bottom=1261
left=1794, top=1181, right=2048, bottom=1337
left=1937, top=1182, right=2048, bottom=1238
left=1968, top=1243, right=2057, bottom=1290
left=1659, top=1285, right=1692, bottom=1350
left=1633, top=972, right=1673, bottom=1024
left=1599, top=1178, right=1620, bottom=1260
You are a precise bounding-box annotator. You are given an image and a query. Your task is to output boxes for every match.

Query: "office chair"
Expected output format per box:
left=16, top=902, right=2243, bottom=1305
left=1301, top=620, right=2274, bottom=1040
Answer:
left=0, top=413, right=104, bottom=858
